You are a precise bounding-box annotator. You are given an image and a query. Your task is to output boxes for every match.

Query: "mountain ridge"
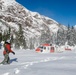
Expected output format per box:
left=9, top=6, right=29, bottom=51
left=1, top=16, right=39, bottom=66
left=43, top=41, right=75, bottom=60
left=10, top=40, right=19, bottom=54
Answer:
left=0, top=0, right=68, bottom=49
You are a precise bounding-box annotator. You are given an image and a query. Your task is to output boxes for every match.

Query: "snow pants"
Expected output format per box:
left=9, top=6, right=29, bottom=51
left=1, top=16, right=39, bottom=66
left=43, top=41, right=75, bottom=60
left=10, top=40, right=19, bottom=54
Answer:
left=0, top=53, right=10, bottom=64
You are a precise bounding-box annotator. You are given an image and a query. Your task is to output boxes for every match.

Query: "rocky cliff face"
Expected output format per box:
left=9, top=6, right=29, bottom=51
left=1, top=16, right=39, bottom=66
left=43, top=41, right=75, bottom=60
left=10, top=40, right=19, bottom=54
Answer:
left=0, top=0, right=67, bottom=49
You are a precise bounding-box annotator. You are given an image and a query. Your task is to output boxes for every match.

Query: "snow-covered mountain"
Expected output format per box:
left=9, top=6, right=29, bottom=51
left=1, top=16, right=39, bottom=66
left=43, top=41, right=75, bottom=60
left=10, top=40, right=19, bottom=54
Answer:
left=0, top=0, right=67, bottom=49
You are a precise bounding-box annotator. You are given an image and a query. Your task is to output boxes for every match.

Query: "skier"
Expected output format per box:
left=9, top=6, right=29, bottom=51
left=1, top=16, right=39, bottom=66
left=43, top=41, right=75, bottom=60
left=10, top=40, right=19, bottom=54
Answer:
left=0, top=40, right=15, bottom=64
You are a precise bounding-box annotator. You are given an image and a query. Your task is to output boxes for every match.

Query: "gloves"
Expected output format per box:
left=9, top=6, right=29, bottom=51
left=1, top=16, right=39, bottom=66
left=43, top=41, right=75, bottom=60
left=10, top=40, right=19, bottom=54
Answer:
left=12, top=52, right=15, bottom=55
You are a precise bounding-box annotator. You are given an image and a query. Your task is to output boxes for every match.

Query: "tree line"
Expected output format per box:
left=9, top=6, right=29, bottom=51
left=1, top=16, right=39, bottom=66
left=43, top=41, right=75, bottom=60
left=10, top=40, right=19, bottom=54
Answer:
left=55, top=25, right=76, bottom=46
left=0, top=23, right=76, bottom=49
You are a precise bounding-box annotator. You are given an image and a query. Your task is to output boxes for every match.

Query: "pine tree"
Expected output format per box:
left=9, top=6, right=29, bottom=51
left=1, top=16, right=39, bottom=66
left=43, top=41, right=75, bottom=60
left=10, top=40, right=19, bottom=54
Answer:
left=0, top=32, right=2, bottom=42
left=15, top=24, right=26, bottom=49
left=71, top=26, right=76, bottom=46
left=67, top=24, right=71, bottom=45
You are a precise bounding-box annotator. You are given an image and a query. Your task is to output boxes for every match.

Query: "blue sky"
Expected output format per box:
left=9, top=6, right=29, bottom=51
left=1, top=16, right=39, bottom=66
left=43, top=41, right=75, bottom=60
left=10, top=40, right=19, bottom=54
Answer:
left=16, top=0, right=76, bottom=26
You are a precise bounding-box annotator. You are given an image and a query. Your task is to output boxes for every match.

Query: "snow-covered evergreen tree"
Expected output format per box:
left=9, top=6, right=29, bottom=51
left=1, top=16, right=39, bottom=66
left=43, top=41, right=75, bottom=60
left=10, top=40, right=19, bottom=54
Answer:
left=14, top=24, right=26, bottom=49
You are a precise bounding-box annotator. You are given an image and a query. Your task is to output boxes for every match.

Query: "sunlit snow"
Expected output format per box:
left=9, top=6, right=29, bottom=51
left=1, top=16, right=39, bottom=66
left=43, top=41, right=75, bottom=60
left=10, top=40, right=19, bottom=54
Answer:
left=0, top=48, right=76, bottom=75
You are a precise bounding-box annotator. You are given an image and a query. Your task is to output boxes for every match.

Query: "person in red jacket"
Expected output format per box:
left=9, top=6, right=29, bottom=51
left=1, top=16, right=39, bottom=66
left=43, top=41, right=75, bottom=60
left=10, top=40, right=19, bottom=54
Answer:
left=0, top=40, right=15, bottom=64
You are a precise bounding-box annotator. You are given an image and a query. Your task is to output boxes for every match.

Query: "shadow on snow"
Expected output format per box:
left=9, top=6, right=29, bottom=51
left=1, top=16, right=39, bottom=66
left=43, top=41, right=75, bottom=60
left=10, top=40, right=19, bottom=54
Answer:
left=10, top=58, right=18, bottom=64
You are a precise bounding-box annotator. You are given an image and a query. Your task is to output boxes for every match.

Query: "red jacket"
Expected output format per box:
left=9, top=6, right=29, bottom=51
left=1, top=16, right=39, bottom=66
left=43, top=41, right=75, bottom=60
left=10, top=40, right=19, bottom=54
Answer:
left=3, top=44, right=13, bottom=55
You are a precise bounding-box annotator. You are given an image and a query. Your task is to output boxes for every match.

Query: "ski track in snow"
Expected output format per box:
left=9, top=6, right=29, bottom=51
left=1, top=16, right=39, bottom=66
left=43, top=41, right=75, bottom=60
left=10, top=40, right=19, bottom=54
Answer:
left=2, top=56, right=66, bottom=75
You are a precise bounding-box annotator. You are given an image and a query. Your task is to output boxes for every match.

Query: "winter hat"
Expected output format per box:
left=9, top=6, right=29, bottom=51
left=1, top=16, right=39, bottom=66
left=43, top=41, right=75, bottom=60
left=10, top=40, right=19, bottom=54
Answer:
left=5, top=40, right=10, bottom=43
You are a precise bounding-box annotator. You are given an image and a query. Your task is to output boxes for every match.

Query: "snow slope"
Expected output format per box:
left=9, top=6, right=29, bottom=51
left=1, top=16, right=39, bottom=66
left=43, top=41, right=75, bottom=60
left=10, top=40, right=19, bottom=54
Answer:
left=0, top=0, right=68, bottom=49
left=0, top=49, right=76, bottom=75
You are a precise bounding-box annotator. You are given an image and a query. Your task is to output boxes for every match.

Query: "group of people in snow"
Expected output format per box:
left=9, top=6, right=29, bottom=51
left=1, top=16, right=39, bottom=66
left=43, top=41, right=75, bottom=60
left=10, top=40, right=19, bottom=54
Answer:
left=0, top=40, right=15, bottom=65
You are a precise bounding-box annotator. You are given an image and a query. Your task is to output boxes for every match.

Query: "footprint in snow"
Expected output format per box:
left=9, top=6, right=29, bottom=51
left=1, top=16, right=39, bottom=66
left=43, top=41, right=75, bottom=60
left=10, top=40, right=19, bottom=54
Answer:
left=30, top=62, right=34, bottom=65
left=14, top=68, right=20, bottom=74
left=2, top=73, right=9, bottom=75
left=53, top=58, right=58, bottom=60
left=24, top=64, right=29, bottom=69
left=59, top=56, right=65, bottom=59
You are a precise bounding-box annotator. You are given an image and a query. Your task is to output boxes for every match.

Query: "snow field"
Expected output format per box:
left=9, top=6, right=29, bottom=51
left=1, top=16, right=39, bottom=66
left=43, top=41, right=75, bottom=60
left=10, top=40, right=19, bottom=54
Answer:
left=0, top=49, right=76, bottom=75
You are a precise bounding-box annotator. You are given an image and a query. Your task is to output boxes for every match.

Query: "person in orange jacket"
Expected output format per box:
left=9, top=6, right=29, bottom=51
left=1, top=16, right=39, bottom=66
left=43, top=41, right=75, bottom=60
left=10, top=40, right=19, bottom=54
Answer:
left=0, top=40, right=15, bottom=64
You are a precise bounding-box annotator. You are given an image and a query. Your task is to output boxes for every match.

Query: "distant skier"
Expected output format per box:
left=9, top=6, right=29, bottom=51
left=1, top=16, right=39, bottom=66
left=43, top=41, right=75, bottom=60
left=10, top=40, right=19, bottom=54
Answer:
left=0, top=40, right=15, bottom=64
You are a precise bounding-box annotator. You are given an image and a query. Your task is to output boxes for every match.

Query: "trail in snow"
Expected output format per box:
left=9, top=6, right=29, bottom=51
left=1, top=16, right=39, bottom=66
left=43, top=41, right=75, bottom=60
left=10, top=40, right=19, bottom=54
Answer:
left=9, top=56, right=66, bottom=75
left=1, top=56, right=66, bottom=75
left=0, top=49, right=76, bottom=75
